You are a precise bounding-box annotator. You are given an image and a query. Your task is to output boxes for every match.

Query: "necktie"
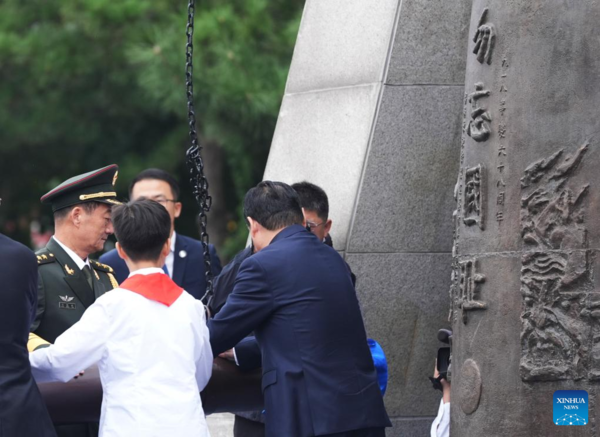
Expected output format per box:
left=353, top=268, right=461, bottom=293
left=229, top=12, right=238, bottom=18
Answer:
left=82, top=265, right=94, bottom=290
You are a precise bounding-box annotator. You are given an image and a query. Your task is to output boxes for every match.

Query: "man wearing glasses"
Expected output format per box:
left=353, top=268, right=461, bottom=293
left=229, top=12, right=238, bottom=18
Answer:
left=100, top=169, right=222, bottom=301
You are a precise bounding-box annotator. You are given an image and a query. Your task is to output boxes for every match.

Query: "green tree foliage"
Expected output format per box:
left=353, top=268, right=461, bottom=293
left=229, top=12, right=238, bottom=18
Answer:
left=0, top=0, right=303, bottom=259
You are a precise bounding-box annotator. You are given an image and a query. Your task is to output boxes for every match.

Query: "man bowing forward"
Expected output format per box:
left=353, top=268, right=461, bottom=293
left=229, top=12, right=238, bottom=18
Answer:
left=209, top=181, right=391, bottom=437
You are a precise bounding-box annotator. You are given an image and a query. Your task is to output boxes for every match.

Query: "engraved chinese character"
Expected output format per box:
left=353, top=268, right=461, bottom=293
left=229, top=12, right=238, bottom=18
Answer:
left=496, top=211, right=504, bottom=221
left=498, top=145, right=507, bottom=156
left=467, top=83, right=492, bottom=142
left=473, top=8, right=495, bottom=65
left=500, top=85, right=508, bottom=93
left=498, top=124, right=507, bottom=138
left=497, top=192, right=505, bottom=206
left=457, top=259, right=487, bottom=324
left=497, top=163, right=505, bottom=173
left=463, top=164, right=485, bottom=230
left=497, top=178, right=506, bottom=188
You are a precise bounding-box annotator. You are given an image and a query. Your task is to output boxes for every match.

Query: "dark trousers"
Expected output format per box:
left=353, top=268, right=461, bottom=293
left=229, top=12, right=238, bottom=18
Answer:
left=55, top=423, right=99, bottom=437
left=234, top=415, right=265, bottom=437
left=321, top=428, right=386, bottom=437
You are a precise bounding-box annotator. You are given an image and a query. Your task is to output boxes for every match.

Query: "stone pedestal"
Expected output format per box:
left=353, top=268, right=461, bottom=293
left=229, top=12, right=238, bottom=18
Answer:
left=451, top=1, right=600, bottom=435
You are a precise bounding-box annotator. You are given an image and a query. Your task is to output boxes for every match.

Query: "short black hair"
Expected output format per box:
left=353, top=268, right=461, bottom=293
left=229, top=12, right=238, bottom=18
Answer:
left=243, top=181, right=303, bottom=231
left=291, top=181, right=329, bottom=221
left=54, top=202, right=104, bottom=223
left=129, top=168, right=180, bottom=200
left=112, top=199, right=171, bottom=262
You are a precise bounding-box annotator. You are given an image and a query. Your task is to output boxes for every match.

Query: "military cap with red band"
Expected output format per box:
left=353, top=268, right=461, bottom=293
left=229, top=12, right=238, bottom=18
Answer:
left=41, top=164, right=122, bottom=212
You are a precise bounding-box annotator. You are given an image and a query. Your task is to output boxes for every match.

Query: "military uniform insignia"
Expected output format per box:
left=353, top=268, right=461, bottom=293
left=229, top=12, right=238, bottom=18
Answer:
left=65, top=264, right=75, bottom=276
left=36, top=252, right=56, bottom=265
left=58, top=295, right=76, bottom=310
left=112, top=170, right=119, bottom=186
left=107, top=272, right=119, bottom=289
left=90, top=260, right=118, bottom=289
left=93, top=269, right=100, bottom=280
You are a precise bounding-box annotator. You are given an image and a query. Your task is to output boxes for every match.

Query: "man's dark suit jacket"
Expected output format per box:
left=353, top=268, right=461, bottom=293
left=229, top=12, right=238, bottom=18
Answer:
left=0, top=234, right=56, bottom=437
left=209, top=225, right=391, bottom=437
left=100, top=233, right=222, bottom=300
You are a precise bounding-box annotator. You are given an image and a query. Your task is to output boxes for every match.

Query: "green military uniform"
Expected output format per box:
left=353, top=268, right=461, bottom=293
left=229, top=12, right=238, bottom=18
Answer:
left=32, top=240, right=118, bottom=343
left=31, top=165, right=121, bottom=437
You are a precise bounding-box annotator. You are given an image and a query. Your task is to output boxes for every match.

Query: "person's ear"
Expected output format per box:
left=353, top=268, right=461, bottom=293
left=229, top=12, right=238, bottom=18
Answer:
left=301, top=208, right=307, bottom=227
left=71, top=206, right=82, bottom=227
left=116, top=242, right=128, bottom=261
left=162, top=238, right=171, bottom=257
left=173, top=202, right=182, bottom=219
left=324, top=219, right=332, bottom=237
left=247, top=217, right=259, bottom=238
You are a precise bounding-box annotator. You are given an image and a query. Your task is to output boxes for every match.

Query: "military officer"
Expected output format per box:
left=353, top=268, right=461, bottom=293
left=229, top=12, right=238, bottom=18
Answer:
left=30, top=164, right=121, bottom=437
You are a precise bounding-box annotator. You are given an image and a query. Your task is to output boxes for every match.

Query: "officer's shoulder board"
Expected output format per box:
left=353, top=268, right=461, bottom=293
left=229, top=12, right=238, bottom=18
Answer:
left=35, top=249, right=56, bottom=266
left=91, top=260, right=119, bottom=289
left=90, top=259, right=114, bottom=273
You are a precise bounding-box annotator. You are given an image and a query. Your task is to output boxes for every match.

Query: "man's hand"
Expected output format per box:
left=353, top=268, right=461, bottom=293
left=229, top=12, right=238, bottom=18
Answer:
left=219, top=349, right=235, bottom=361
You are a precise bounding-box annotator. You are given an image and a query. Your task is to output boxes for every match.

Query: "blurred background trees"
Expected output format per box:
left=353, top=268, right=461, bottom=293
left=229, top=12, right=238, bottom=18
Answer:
left=0, top=0, right=304, bottom=260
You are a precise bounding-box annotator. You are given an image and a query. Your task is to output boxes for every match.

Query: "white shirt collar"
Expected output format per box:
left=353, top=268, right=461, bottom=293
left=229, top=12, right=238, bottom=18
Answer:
left=128, top=267, right=166, bottom=278
left=170, top=232, right=177, bottom=252
left=53, top=236, right=89, bottom=271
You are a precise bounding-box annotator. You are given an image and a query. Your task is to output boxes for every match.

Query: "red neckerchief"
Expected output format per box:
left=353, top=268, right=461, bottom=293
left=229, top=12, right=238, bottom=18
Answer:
left=120, top=273, right=183, bottom=307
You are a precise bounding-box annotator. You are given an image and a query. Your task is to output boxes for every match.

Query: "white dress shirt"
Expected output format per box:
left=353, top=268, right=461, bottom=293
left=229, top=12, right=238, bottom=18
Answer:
left=53, top=236, right=89, bottom=270
left=431, top=399, right=450, bottom=437
left=30, top=268, right=212, bottom=437
left=165, top=232, right=176, bottom=278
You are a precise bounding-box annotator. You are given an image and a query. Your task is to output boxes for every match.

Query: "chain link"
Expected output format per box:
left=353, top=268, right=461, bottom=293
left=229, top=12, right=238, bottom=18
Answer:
left=185, top=0, right=214, bottom=303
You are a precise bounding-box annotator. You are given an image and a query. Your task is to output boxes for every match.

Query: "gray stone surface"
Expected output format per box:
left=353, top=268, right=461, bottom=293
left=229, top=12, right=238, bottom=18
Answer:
left=347, top=85, right=464, bottom=253
left=285, top=0, right=399, bottom=94
left=206, top=413, right=234, bottom=437
left=386, top=0, right=472, bottom=85
left=452, top=1, right=600, bottom=435
left=386, top=417, right=434, bottom=437
left=346, top=252, right=452, bottom=417
left=264, top=84, right=381, bottom=251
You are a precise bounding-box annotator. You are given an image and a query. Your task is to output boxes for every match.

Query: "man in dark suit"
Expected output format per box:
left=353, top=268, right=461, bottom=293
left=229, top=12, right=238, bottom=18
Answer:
left=209, top=181, right=391, bottom=437
left=100, top=169, right=221, bottom=300
left=0, top=232, right=56, bottom=437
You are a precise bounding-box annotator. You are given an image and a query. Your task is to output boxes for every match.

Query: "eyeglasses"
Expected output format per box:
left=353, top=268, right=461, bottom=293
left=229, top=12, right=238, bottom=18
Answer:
left=152, top=197, right=177, bottom=205
left=306, top=221, right=325, bottom=231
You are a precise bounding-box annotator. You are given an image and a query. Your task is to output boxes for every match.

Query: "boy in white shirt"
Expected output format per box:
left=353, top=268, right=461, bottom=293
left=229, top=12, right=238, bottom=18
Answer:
left=30, top=199, right=212, bottom=437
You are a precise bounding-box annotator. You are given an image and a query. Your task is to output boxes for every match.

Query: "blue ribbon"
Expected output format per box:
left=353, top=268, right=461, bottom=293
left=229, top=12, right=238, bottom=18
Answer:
left=368, top=339, right=388, bottom=396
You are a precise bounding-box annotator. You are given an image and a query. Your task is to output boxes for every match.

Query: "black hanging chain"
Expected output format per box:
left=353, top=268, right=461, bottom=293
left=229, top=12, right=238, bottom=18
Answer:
left=185, top=0, right=214, bottom=303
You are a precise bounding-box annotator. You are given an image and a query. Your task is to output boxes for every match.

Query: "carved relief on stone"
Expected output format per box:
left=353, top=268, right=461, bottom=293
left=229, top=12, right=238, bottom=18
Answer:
left=473, top=8, right=495, bottom=65
left=459, top=359, right=483, bottom=414
left=520, top=144, right=595, bottom=381
left=467, top=83, right=492, bottom=142
left=452, top=258, right=488, bottom=325
left=463, top=164, right=485, bottom=229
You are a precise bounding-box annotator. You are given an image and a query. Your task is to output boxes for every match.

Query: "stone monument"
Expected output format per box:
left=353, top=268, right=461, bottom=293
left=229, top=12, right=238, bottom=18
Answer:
left=451, top=1, right=600, bottom=435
